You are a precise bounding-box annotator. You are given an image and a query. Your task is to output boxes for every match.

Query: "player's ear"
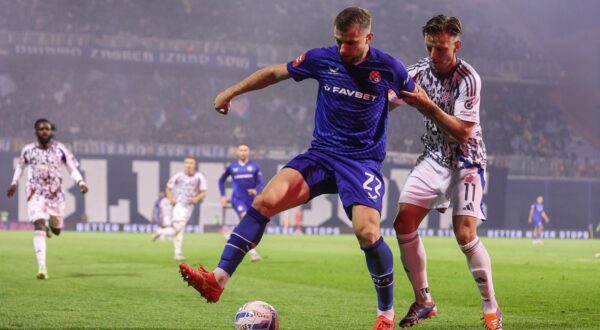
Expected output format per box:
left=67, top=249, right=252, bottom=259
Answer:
left=366, top=32, right=374, bottom=44
left=454, top=39, right=462, bottom=53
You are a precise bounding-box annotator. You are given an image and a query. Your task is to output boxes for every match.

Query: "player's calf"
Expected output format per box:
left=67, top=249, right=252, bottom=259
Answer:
left=49, top=217, right=62, bottom=236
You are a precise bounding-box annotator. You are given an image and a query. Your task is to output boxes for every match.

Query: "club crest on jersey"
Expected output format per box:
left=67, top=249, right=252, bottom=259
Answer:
left=369, top=70, right=381, bottom=83
left=292, top=53, right=305, bottom=68
left=464, top=174, right=474, bottom=183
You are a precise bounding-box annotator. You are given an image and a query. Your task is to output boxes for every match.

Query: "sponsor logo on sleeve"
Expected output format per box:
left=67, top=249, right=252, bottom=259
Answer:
left=464, top=95, right=479, bottom=110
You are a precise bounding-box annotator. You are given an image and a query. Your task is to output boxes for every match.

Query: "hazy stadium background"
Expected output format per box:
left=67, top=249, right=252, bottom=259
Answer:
left=0, top=0, right=599, bottom=239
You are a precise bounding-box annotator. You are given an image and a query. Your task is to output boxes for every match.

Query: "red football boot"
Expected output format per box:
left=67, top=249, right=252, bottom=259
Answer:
left=179, top=263, right=223, bottom=303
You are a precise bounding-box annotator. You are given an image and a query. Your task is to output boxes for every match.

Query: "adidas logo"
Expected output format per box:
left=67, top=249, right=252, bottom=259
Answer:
left=463, top=203, right=474, bottom=211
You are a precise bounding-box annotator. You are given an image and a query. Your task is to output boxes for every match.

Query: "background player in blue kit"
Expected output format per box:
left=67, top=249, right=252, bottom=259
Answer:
left=179, top=6, right=415, bottom=329
left=528, top=195, right=550, bottom=244
left=218, top=143, right=264, bottom=261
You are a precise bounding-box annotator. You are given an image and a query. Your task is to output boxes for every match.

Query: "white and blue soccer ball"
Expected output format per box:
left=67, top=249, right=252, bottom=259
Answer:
left=234, top=300, right=279, bottom=330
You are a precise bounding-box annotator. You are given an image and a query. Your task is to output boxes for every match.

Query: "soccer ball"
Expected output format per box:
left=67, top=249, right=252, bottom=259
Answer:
left=234, top=300, right=279, bottom=330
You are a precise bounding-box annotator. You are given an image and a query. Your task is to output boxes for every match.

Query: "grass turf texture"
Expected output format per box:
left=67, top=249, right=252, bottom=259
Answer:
left=0, top=232, right=599, bottom=329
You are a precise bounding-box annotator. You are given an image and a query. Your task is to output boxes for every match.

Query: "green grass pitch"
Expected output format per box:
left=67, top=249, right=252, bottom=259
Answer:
left=0, top=231, right=599, bottom=329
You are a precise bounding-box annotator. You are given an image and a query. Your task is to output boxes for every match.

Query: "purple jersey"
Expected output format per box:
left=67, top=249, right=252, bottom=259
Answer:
left=532, top=202, right=544, bottom=223
left=287, top=46, right=415, bottom=162
left=218, top=161, right=263, bottom=201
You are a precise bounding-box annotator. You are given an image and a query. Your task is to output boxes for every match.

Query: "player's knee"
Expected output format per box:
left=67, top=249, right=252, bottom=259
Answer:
left=455, top=230, right=477, bottom=246
left=393, top=213, right=418, bottom=234
left=353, top=221, right=380, bottom=246
left=33, top=220, right=45, bottom=231
left=355, top=229, right=380, bottom=246
left=251, top=193, right=276, bottom=214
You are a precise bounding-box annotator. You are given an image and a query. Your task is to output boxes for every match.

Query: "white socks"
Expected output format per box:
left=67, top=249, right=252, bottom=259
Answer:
left=377, top=308, right=395, bottom=321
left=33, top=230, right=46, bottom=268
left=397, top=231, right=431, bottom=303
left=174, top=231, right=183, bottom=257
left=460, top=237, right=498, bottom=314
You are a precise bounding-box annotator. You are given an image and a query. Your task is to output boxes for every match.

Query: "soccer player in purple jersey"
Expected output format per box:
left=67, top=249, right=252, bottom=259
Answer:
left=179, top=7, right=415, bottom=329
left=389, top=15, right=502, bottom=329
left=218, top=143, right=264, bottom=261
left=528, top=195, right=550, bottom=244
left=6, top=119, right=88, bottom=280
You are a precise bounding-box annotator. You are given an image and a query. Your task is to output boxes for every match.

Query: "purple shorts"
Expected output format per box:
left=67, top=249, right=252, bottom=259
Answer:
left=231, top=196, right=252, bottom=218
left=284, top=149, right=384, bottom=220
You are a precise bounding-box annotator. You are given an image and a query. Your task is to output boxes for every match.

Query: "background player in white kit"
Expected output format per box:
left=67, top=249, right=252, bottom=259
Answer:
left=389, top=15, right=502, bottom=330
left=151, top=191, right=173, bottom=242
left=6, top=118, right=88, bottom=280
left=166, top=157, right=207, bottom=261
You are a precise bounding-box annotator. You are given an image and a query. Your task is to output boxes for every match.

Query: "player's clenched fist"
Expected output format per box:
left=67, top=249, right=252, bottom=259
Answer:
left=213, top=90, right=233, bottom=115
left=6, top=184, right=16, bottom=198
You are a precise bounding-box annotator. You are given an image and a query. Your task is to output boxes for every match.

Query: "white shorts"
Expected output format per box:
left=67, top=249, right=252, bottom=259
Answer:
left=27, top=198, right=66, bottom=226
left=171, top=203, right=192, bottom=223
left=399, top=157, right=486, bottom=220
left=160, top=213, right=172, bottom=227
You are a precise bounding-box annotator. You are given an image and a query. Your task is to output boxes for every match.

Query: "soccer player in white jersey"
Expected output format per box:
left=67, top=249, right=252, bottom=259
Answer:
left=389, top=15, right=502, bottom=330
left=166, top=157, right=207, bottom=261
left=6, top=119, right=88, bottom=280
left=151, top=191, right=174, bottom=242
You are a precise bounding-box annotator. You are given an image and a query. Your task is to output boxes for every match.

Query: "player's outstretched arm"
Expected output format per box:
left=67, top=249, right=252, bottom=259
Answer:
left=213, top=63, right=290, bottom=115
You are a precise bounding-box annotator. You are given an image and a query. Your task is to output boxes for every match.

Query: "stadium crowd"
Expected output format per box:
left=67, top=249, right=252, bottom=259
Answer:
left=0, top=0, right=597, bottom=177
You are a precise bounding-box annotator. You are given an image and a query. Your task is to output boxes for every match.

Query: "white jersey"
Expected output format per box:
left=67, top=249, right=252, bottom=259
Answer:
left=12, top=141, right=82, bottom=203
left=166, top=172, right=207, bottom=207
left=153, top=196, right=173, bottom=226
left=408, top=58, right=486, bottom=169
